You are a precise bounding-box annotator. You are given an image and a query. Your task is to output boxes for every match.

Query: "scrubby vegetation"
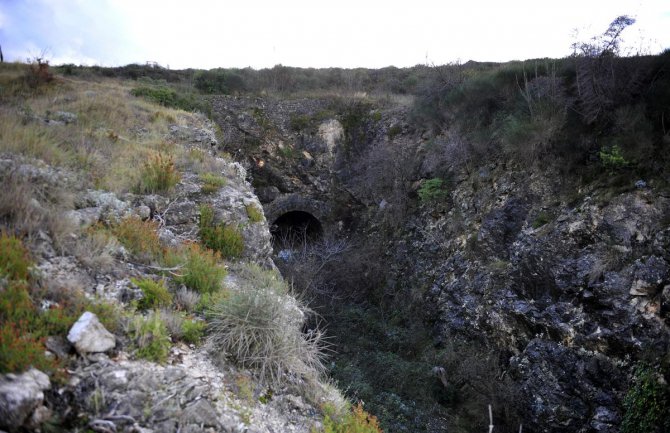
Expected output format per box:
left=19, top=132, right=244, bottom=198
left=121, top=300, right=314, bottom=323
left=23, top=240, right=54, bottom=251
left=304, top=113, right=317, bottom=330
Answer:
left=317, top=403, right=383, bottom=433
left=622, top=365, right=670, bottom=433
left=200, top=172, right=227, bottom=194
left=136, top=152, right=181, bottom=194
left=207, top=263, right=325, bottom=387
left=199, top=204, right=245, bottom=258
left=133, top=278, right=173, bottom=310
left=129, top=310, right=171, bottom=363
left=168, top=242, right=227, bottom=294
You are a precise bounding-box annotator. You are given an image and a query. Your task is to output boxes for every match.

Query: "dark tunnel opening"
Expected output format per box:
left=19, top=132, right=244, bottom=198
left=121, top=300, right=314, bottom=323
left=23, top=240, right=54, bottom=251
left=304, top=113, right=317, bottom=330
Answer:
left=271, top=211, right=323, bottom=248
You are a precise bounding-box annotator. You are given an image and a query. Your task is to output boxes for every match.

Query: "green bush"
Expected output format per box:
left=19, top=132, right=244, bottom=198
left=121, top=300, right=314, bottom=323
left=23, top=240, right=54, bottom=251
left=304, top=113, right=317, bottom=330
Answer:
left=136, top=153, right=181, bottom=194
left=133, top=278, right=173, bottom=310
left=316, top=403, right=383, bottom=433
left=199, top=205, right=244, bottom=258
left=130, top=86, right=210, bottom=113
left=111, top=217, right=164, bottom=264
left=245, top=204, right=264, bottom=223
left=600, top=145, right=630, bottom=169
left=0, top=233, right=32, bottom=281
left=0, top=321, right=55, bottom=374
left=169, top=243, right=227, bottom=294
left=200, top=173, right=226, bottom=194
left=181, top=318, right=206, bottom=344
left=206, top=263, right=324, bottom=385
left=622, top=366, right=670, bottom=433
left=418, top=178, right=448, bottom=203
left=129, top=311, right=171, bottom=363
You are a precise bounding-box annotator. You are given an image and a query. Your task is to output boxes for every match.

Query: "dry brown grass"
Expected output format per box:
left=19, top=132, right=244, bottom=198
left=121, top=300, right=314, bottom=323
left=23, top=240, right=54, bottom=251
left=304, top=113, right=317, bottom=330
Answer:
left=0, top=66, right=200, bottom=194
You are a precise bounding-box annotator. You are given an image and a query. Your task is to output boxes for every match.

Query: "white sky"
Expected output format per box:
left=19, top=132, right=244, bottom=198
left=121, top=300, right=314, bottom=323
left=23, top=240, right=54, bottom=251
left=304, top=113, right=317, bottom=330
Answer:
left=0, top=0, right=668, bottom=69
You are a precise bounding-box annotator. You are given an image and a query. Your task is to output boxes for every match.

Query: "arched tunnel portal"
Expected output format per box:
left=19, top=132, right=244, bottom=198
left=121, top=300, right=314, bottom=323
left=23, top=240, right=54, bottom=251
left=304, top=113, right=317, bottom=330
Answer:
left=271, top=211, right=323, bottom=247
left=263, top=194, right=331, bottom=250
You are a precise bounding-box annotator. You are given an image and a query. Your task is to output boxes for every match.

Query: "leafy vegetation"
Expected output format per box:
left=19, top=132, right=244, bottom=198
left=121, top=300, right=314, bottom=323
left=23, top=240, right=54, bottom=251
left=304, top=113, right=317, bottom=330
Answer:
left=168, top=243, right=227, bottom=294
left=0, top=232, right=32, bottom=281
left=200, top=172, right=227, bottom=194
left=622, top=366, right=670, bottom=433
left=133, top=278, right=173, bottom=310
left=199, top=204, right=244, bottom=258
left=130, top=85, right=209, bottom=113
left=136, top=152, right=181, bottom=194
left=112, top=217, right=164, bottom=264
left=129, top=311, right=171, bottom=363
left=316, top=403, right=383, bottom=433
left=245, top=204, right=264, bottom=223
left=417, top=178, right=449, bottom=203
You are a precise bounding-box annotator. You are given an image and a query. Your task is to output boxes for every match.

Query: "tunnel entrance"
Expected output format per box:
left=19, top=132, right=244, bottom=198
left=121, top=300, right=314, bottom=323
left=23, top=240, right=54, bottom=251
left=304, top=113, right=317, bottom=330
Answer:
left=271, top=211, right=323, bottom=248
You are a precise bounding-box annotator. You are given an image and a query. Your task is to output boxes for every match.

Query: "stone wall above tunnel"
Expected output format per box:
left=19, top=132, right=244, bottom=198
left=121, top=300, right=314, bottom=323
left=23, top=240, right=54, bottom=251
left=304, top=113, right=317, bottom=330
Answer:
left=264, top=193, right=332, bottom=233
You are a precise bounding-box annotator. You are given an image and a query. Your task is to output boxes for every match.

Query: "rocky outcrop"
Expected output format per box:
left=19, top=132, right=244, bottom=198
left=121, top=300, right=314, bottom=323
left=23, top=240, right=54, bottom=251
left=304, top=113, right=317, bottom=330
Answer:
left=68, top=347, right=320, bottom=433
left=0, top=369, right=51, bottom=431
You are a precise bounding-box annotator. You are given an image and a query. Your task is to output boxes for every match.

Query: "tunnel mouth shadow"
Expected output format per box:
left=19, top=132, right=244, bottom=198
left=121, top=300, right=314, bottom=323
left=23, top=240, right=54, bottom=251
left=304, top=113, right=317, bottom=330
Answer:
left=271, top=211, right=323, bottom=249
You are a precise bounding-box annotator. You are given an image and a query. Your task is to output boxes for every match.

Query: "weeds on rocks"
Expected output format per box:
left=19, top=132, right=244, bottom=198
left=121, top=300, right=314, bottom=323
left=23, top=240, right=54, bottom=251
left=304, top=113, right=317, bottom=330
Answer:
left=206, top=262, right=325, bottom=387
left=199, top=204, right=244, bottom=258
left=136, top=153, right=181, bottom=194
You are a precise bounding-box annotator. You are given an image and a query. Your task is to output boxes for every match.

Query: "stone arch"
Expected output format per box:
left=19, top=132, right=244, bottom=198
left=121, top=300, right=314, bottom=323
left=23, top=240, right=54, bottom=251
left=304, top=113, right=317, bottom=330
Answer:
left=263, top=194, right=331, bottom=246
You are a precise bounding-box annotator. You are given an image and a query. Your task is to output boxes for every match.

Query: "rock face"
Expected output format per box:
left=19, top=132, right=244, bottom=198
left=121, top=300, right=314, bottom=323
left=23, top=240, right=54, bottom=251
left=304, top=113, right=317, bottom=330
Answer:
left=69, top=348, right=320, bottom=433
left=0, top=369, right=50, bottom=431
left=67, top=312, right=116, bottom=355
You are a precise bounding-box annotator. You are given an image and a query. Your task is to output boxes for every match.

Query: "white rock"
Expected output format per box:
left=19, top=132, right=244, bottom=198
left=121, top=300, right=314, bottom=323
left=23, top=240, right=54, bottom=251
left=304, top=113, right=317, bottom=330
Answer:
left=67, top=312, right=116, bottom=355
left=0, top=368, right=50, bottom=430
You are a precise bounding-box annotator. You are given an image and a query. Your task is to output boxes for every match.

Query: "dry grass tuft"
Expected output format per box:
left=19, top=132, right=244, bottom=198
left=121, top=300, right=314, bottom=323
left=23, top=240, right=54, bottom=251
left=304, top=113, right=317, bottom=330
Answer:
left=207, top=262, right=326, bottom=387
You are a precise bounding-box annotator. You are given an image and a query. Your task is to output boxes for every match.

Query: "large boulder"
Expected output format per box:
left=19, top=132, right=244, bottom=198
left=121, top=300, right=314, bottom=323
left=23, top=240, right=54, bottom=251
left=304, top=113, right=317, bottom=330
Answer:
left=0, top=369, right=50, bottom=431
left=67, top=312, right=116, bottom=355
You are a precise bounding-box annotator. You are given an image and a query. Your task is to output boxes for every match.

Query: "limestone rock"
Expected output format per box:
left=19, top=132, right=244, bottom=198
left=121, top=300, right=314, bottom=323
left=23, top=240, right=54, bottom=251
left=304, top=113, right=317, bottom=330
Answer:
left=0, top=369, right=50, bottom=430
left=67, top=312, right=116, bottom=355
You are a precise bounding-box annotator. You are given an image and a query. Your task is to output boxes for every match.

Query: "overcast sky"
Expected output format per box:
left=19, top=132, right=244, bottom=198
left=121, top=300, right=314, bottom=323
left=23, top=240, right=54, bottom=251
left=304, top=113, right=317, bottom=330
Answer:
left=0, top=0, right=668, bottom=69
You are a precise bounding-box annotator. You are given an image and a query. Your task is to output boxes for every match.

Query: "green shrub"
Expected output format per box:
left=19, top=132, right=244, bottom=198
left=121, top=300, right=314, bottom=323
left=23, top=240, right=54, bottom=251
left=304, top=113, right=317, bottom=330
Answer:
left=316, top=402, right=383, bottom=433
left=129, top=311, right=171, bottom=363
left=0, top=321, right=55, bottom=374
left=199, top=205, right=244, bottom=258
left=418, top=178, right=448, bottom=203
left=206, top=263, right=324, bottom=385
left=133, top=278, right=173, bottom=310
left=169, top=243, right=227, bottom=294
left=622, top=366, right=670, bottom=433
left=112, top=217, right=164, bottom=264
left=600, top=145, right=630, bottom=169
left=245, top=204, right=264, bottom=223
left=0, top=233, right=32, bottom=281
left=0, top=281, right=35, bottom=324
left=130, top=86, right=210, bottom=113
left=136, top=153, right=181, bottom=194
left=131, top=86, right=179, bottom=106
left=200, top=173, right=226, bottom=194
left=181, top=318, right=206, bottom=344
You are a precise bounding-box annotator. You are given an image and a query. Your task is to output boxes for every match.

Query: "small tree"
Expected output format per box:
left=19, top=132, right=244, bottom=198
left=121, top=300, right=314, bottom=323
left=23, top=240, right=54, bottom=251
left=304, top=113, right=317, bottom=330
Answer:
left=572, top=15, right=640, bottom=124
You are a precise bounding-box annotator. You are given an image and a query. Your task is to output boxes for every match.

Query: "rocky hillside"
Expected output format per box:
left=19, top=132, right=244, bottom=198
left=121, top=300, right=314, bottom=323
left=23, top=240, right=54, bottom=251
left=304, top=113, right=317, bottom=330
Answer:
left=201, top=52, right=670, bottom=433
left=0, top=64, right=378, bottom=433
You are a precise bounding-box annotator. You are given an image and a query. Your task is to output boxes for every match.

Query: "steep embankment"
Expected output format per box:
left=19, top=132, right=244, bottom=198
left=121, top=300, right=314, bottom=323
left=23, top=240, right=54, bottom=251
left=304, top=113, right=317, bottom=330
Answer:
left=0, top=67, right=354, bottom=433
left=208, top=54, right=670, bottom=433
